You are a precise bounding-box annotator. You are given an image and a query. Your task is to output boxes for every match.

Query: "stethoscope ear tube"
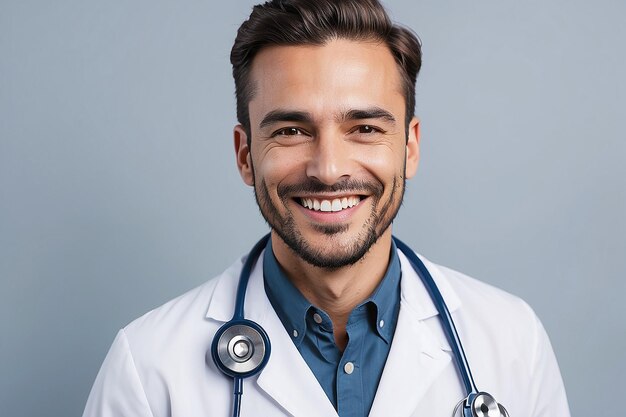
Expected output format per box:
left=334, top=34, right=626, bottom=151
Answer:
left=393, top=237, right=510, bottom=417
left=393, top=237, right=478, bottom=395
left=232, top=235, right=271, bottom=319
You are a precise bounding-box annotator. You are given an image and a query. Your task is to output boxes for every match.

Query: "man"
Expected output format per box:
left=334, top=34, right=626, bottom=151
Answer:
left=83, top=1, right=570, bottom=416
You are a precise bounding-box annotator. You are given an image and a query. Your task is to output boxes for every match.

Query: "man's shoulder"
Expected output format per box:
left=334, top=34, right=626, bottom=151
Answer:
left=418, top=254, right=540, bottom=332
left=404, top=250, right=540, bottom=335
left=121, top=256, right=243, bottom=349
left=437, top=261, right=528, bottom=308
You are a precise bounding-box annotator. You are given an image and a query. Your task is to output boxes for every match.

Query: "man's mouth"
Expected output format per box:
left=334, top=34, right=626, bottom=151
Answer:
left=299, top=196, right=362, bottom=212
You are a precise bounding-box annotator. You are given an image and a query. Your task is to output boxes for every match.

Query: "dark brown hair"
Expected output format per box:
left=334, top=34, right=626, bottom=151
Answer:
left=231, top=0, right=422, bottom=136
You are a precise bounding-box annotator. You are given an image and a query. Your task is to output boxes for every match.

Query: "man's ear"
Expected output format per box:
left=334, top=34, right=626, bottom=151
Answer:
left=234, top=125, right=254, bottom=186
left=405, top=117, right=420, bottom=179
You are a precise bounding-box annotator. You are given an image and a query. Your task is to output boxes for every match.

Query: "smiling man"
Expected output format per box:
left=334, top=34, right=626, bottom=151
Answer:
left=83, top=1, right=570, bottom=416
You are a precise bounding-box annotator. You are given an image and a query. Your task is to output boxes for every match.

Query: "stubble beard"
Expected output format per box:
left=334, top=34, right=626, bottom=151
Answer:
left=253, top=175, right=405, bottom=270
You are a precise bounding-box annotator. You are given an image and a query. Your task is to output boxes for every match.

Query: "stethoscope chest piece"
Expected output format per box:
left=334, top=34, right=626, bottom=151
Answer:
left=455, top=392, right=509, bottom=417
left=471, top=392, right=503, bottom=417
left=211, top=319, right=271, bottom=378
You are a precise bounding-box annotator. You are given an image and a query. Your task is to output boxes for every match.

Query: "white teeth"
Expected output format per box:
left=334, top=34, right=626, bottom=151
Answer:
left=300, top=196, right=361, bottom=212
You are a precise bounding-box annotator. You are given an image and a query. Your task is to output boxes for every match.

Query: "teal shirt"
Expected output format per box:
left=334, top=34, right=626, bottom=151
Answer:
left=263, top=240, right=401, bottom=417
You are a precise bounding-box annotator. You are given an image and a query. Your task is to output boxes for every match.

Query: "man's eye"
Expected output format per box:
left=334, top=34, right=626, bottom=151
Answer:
left=275, top=127, right=304, bottom=136
left=356, top=125, right=380, bottom=134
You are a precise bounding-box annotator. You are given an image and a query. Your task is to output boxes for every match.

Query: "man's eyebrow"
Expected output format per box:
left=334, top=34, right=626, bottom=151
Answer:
left=340, top=107, right=397, bottom=125
left=259, top=110, right=313, bottom=129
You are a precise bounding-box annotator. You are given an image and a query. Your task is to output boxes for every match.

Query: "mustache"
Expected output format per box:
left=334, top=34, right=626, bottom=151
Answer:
left=277, top=178, right=383, bottom=197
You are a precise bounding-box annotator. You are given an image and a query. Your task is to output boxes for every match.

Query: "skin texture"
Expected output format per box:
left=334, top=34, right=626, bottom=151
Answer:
left=234, top=39, right=420, bottom=349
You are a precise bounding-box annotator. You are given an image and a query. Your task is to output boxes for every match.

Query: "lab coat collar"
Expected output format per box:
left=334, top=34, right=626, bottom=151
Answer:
left=205, top=246, right=463, bottom=324
left=205, top=252, right=270, bottom=324
left=396, top=248, right=462, bottom=321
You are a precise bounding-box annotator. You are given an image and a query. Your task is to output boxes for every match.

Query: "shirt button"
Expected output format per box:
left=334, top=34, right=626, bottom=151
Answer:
left=379, top=320, right=385, bottom=328
left=292, top=330, right=298, bottom=338
left=313, top=313, right=323, bottom=324
left=344, top=362, right=355, bottom=375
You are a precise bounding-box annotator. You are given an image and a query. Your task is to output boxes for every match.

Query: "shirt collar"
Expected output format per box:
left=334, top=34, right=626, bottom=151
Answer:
left=263, top=239, right=312, bottom=347
left=263, top=239, right=401, bottom=346
left=362, top=239, right=401, bottom=343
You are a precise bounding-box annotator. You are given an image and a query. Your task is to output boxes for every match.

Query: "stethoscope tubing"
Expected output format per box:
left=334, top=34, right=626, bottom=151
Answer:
left=233, top=236, right=270, bottom=320
left=393, top=237, right=479, bottom=396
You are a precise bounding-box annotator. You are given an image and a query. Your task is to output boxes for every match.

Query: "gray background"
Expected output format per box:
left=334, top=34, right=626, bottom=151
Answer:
left=1, top=0, right=624, bottom=416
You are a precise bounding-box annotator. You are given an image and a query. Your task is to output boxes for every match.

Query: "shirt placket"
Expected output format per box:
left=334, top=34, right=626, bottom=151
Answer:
left=336, top=306, right=368, bottom=417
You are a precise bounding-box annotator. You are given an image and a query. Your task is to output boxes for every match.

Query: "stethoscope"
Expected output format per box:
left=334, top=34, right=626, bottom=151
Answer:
left=210, top=234, right=510, bottom=417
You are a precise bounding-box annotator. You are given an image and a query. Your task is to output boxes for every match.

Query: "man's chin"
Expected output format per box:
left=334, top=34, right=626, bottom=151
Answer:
left=299, top=251, right=363, bottom=270
left=311, top=223, right=350, bottom=236
left=284, top=232, right=379, bottom=270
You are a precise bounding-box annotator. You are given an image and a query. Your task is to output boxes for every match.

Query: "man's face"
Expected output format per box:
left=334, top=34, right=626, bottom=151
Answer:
left=235, top=39, right=419, bottom=268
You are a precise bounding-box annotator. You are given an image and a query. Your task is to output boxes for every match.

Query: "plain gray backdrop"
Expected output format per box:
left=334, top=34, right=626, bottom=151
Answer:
left=1, top=0, right=624, bottom=416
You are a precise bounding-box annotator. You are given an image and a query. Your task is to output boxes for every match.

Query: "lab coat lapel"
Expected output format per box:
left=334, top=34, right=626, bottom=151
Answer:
left=256, top=307, right=339, bottom=417
left=206, top=250, right=337, bottom=417
left=368, top=306, right=451, bottom=417
left=368, top=251, right=459, bottom=417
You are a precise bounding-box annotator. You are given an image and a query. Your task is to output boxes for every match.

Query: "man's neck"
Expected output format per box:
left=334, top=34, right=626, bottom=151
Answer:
left=270, top=230, right=394, bottom=350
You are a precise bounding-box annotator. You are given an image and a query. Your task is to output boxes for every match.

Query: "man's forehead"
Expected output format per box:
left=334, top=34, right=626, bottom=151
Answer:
left=247, top=39, right=405, bottom=116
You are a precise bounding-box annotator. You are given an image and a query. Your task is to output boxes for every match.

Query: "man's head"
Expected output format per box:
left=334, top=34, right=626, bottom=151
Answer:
left=231, top=0, right=422, bottom=138
left=232, top=0, right=422, bottom=269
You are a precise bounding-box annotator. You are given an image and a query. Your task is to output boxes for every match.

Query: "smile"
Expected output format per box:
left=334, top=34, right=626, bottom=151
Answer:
left=299, top=196, right=361, bottom=212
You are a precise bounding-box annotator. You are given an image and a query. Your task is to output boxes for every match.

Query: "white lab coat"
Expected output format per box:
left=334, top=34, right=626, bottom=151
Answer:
left=83, top=248, right=570, bottom=417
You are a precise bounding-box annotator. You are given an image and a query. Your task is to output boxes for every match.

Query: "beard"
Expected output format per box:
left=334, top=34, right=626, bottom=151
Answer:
left=253, top=175, right=405, bottom=269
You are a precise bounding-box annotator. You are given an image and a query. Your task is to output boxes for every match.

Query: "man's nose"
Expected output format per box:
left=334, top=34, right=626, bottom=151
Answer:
left=305, top=132, right=352, bottom=185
